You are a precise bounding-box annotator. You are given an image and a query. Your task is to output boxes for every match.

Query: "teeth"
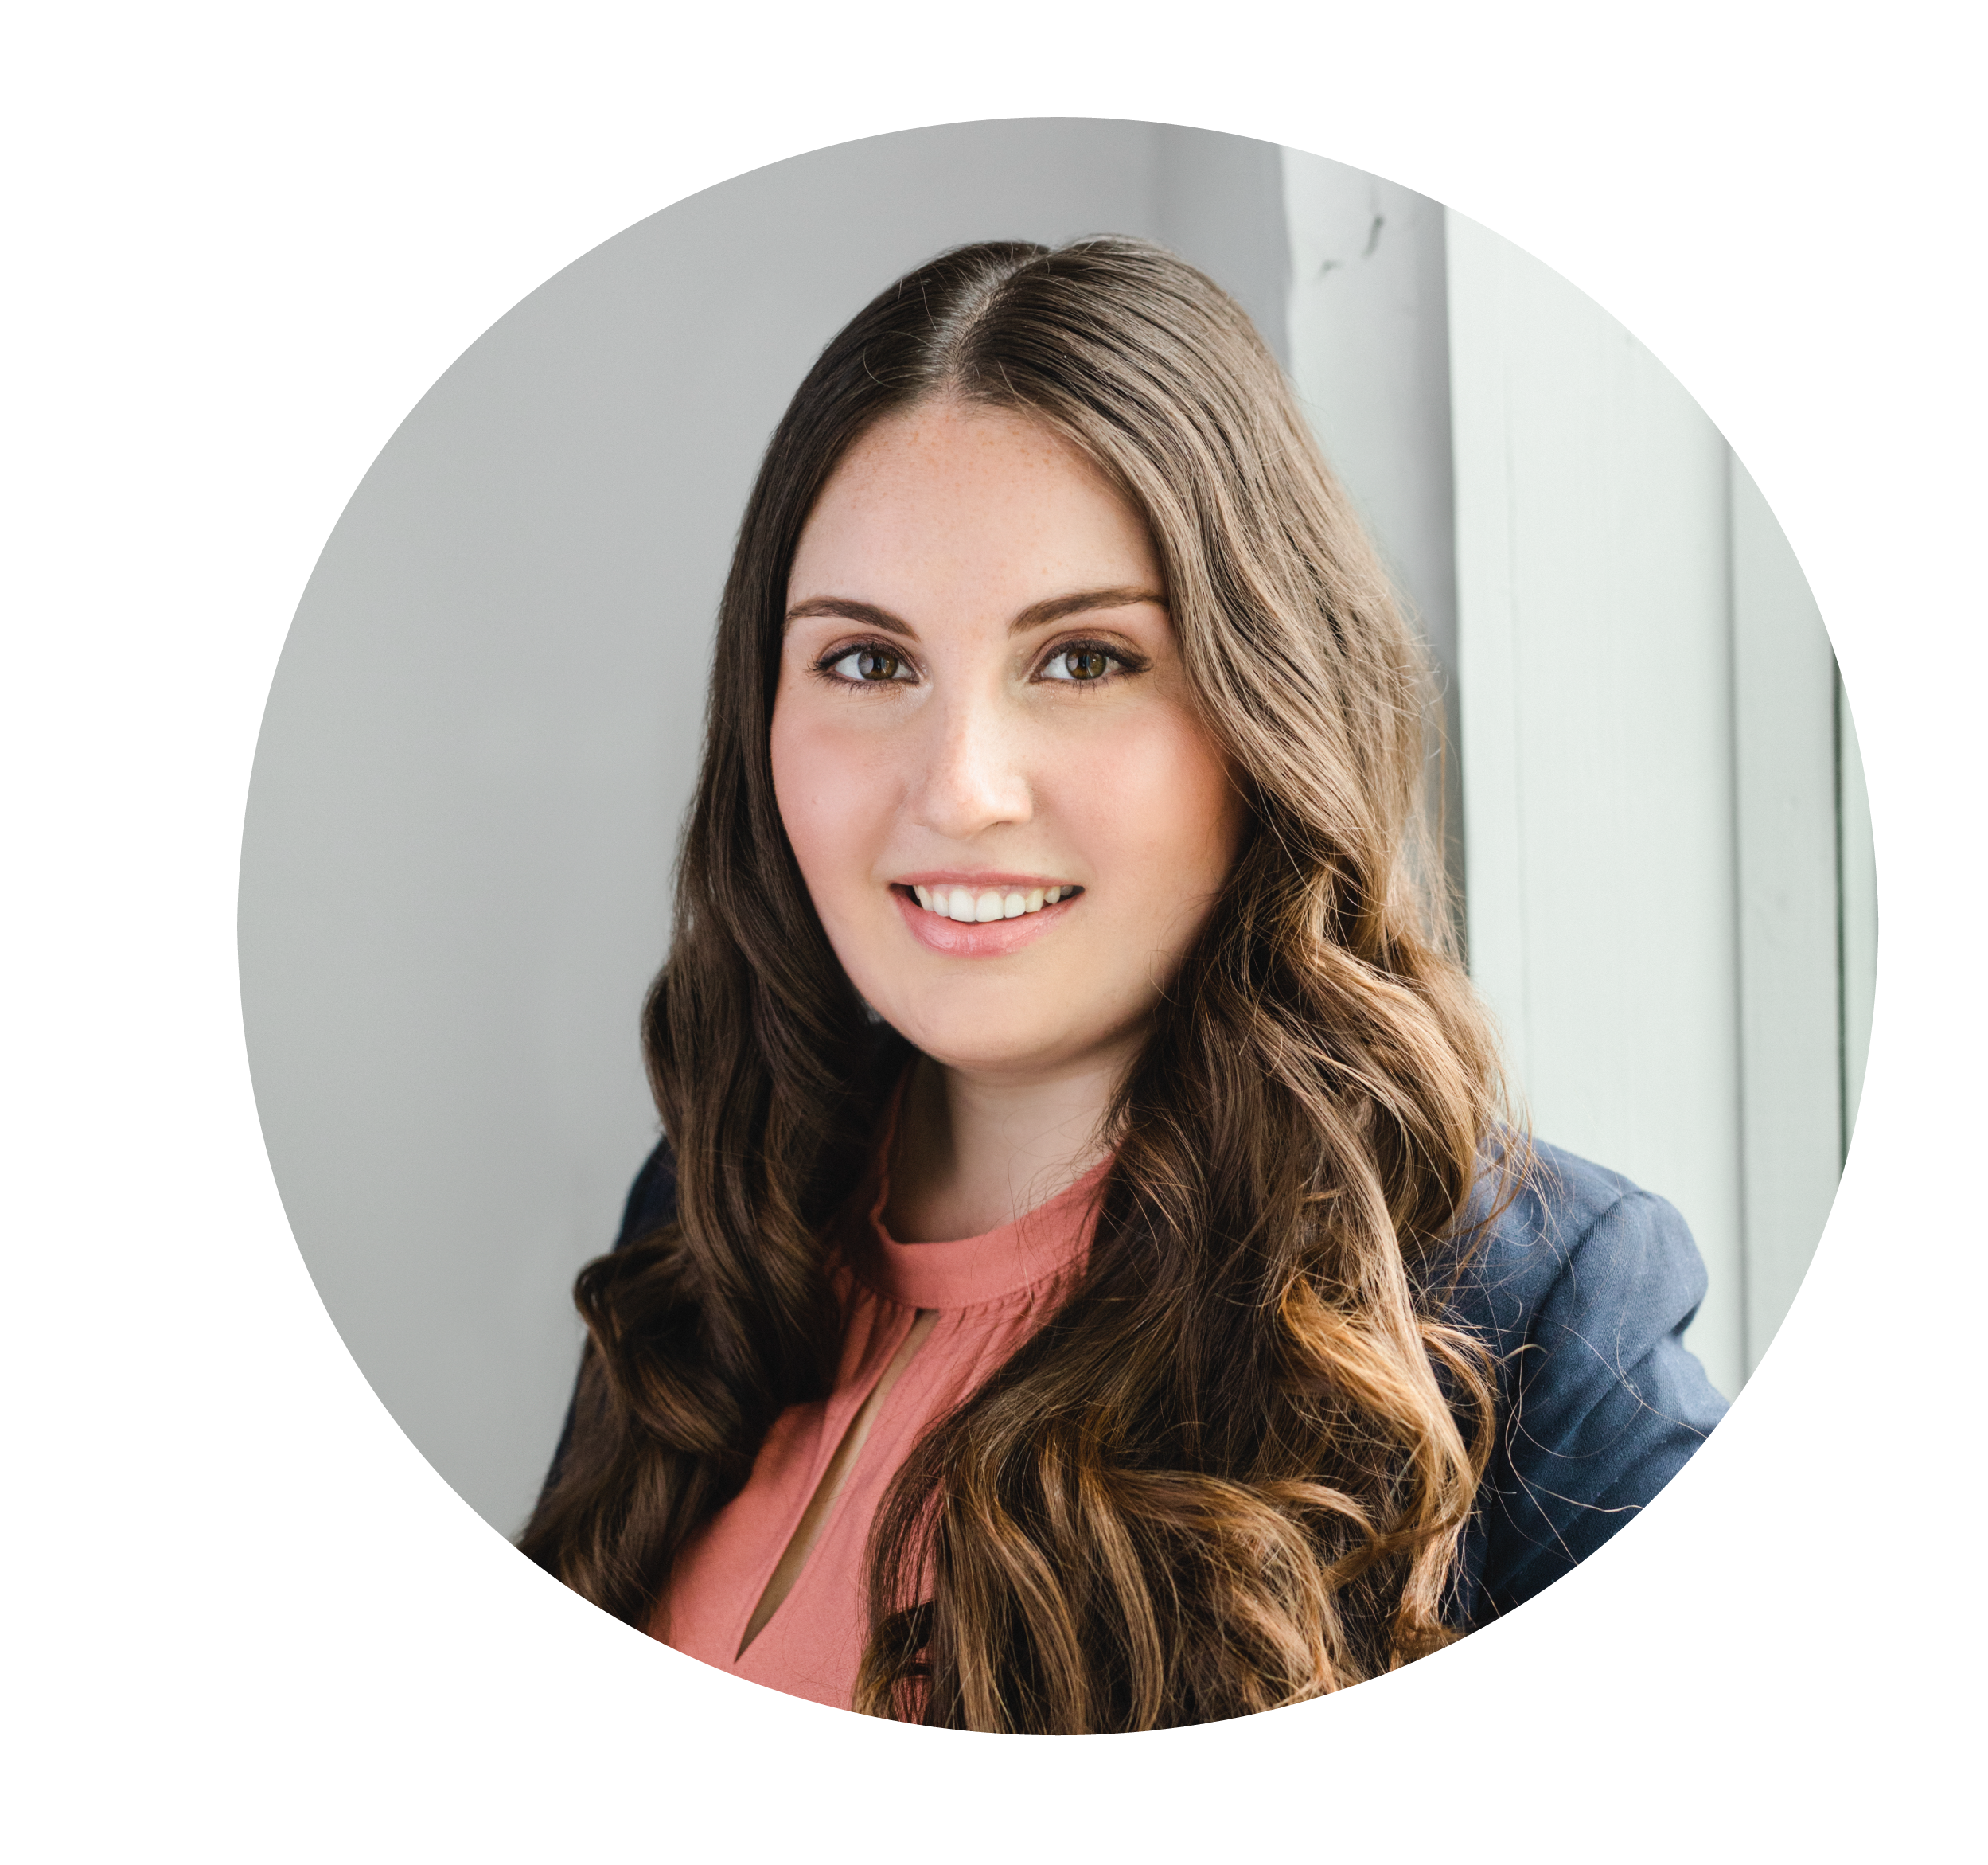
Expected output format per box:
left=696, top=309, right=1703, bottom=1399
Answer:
left=906, top=883, right=1076, bottom=921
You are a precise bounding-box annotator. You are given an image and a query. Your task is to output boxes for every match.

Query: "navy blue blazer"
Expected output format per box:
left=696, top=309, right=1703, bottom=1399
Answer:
left=1442, top=1140, right=1729, bottom=1622
left=559, top=1133, right=1728, bottom=1629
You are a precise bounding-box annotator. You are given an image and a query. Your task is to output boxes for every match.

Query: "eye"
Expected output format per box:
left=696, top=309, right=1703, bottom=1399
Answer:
left=821, top=643, right=916, bottom=685
left=1039, top=642, right=1122, bottom=684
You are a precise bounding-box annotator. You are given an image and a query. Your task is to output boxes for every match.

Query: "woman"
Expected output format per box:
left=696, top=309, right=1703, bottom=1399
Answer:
left=522, top=236, right=1727, bottom=1732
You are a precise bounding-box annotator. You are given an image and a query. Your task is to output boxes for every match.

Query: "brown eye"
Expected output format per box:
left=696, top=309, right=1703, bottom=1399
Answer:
left=1061, top=648, right=1109, bottom=681
left=823, top=644, right=913, bottom=684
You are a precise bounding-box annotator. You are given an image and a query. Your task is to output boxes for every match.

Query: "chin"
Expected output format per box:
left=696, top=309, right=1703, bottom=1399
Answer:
left=893, top=996, right=1149, bottom=1079
left=899, top=1032, right=1051, bottom=1075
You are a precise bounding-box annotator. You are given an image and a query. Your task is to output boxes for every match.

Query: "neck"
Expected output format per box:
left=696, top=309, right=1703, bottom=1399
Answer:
left=885, top=1044, right=1129, bottom=1243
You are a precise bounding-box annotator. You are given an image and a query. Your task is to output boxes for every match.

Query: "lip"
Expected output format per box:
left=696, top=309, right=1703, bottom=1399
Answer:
left=891, top=882, right=1081, bottom=958
left=893, top=870, right=1077, bottom=891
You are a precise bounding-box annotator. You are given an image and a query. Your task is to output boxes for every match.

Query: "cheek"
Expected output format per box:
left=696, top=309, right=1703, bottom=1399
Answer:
left=769, top=699, right=892, bottom=907
left=1058, top=712, right=1243, bottom=893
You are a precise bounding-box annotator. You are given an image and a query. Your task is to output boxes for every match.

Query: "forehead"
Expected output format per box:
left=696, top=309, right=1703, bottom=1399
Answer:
left=788, top=402, right=1160, bottom=607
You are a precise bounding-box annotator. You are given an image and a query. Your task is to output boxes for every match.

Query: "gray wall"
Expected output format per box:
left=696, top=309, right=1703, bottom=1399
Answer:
left=240, top=119, right=1298, bottom=1538
left=1281, top=150, right=1463, bottom=908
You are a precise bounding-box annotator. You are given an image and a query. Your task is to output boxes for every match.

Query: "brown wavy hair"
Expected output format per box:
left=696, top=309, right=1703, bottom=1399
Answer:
left=521, top=236, right=1513, bottom=1731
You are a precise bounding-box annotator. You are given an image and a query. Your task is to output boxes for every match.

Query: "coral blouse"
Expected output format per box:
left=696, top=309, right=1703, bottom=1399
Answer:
left=652, top=1149, right=1108, bottom=1710
left=552, top=1128, right=1729, bottom=1707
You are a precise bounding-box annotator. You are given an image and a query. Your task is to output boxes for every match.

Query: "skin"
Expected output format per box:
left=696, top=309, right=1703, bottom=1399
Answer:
left=770, top=400, right=1249, bottom=1242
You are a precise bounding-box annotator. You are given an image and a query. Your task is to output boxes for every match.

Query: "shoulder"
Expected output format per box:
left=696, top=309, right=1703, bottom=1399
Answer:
left=1445, top=1137, right=1709, bottom=1356
left=612, top=1137, right=680, bottom=1249
left=1443, top=1136, right=1731, bottom=1624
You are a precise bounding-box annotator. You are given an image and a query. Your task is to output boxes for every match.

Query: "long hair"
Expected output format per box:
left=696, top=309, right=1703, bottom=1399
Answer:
left=521, top=237, right=1512, bottom=1730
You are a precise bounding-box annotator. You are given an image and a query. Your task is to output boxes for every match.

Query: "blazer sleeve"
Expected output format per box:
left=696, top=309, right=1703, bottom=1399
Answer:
left=530, top=1139, right=680, bottom=1514
left=1464, top=1179, right=1731, bottom=1623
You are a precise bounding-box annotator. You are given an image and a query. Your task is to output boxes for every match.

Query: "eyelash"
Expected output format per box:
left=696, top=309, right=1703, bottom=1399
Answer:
left=811, top=636, right=1148, bottom=690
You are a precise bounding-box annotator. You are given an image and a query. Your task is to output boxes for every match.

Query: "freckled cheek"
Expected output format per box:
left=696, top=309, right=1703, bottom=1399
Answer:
left=1051, top=718, right=1242, bottom=903
left=770, top=708, right=901, bottom=914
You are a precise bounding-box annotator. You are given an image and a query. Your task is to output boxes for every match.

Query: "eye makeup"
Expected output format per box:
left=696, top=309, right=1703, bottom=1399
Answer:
left=1033, top=636, right=1150, bottom=685
left=805, top=632, right=1153, bottom=692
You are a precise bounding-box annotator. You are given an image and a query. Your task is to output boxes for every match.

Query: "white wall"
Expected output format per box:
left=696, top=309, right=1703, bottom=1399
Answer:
left=1447, top=209, right=1746, bottom=1394
left=1463, top=213, right=1988, bottom=443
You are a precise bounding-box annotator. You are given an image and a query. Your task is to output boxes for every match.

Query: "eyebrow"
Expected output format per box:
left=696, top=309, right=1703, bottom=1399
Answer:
left=782, top=587, right=1167, bottom=637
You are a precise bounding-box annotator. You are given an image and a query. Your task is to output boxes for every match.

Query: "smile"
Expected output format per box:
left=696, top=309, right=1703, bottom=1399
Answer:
left=889, top=879, right=1083, bottom=958
left=907, top=882, right=1080, bottom=923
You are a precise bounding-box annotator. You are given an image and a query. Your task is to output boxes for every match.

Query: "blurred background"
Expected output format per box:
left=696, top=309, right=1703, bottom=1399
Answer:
left=11, top=119, right=1972, bottom=1718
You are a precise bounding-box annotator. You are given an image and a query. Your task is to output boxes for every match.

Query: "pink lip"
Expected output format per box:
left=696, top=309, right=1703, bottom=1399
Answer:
left=894, top=871, right=1075, bottom=891
left=891, top=884, right=1081, bottom=957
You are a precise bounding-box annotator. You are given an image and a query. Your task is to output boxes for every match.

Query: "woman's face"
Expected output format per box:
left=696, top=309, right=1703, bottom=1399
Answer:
left=771, top=400, right=1249, bottom=1083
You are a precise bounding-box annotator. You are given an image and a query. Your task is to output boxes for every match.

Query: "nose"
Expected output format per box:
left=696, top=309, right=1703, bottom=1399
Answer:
left=909, top=685, right=1034, bottom=841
